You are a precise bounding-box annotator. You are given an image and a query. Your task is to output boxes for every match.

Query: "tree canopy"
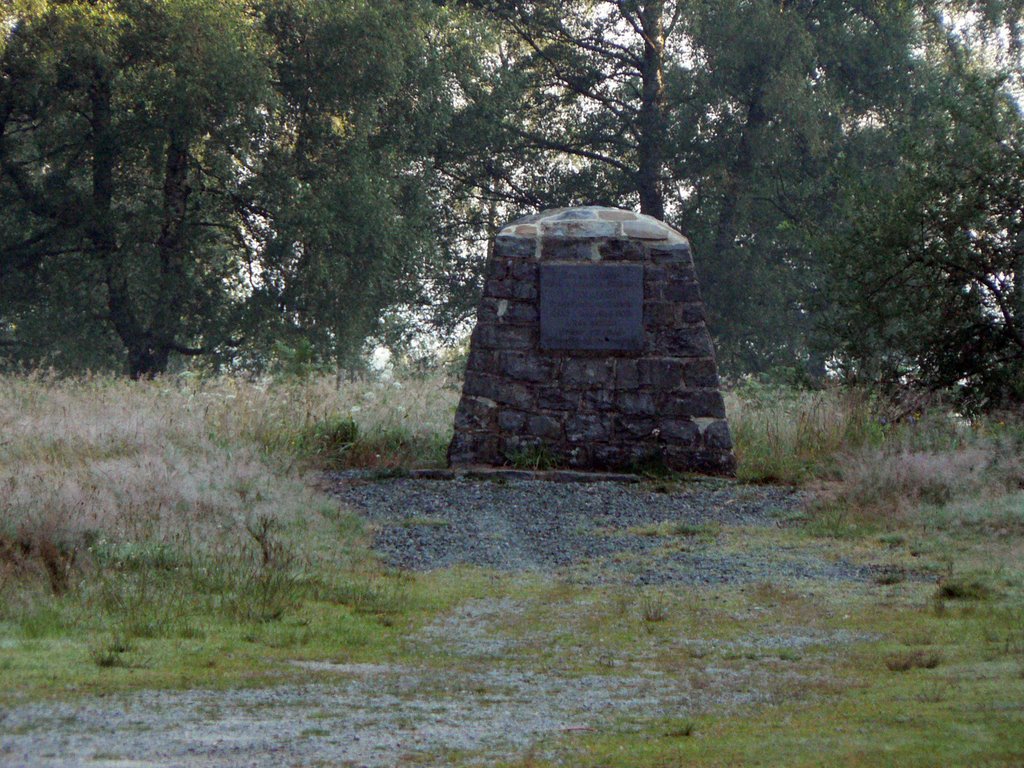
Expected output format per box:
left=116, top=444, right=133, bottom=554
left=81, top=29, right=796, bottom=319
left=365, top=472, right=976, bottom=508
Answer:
left=2, top=0, right=1023, bottom=405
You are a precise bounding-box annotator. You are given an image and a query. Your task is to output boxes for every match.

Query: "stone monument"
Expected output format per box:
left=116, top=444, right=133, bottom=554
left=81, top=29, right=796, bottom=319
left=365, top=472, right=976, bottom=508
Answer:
left=447, top=206, right=735, bottom=475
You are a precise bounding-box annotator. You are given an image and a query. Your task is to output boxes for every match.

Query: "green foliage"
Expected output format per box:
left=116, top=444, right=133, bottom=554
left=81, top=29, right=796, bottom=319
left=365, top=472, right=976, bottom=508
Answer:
left=824, top=64, right=1024, bottom=408
left=508, top=443, right=558, bottom=471
left=0, top=0, right=473, bottom=376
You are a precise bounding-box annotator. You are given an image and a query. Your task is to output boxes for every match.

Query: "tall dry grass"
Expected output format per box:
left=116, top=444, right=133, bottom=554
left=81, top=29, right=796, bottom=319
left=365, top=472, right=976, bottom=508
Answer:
left=727, top=386, right=885, bottom=484
left=0, top=372, right=458, bottom=599
left=728, top=379, right=1024, bottom=528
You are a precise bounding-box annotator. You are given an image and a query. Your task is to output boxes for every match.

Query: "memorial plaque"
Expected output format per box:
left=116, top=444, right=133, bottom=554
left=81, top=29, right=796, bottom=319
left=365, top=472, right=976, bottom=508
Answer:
left=540, top=263, right=644, bottom=351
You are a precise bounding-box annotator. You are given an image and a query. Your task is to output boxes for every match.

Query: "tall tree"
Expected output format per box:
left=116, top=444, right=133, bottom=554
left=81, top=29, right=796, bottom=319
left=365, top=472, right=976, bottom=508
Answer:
left=824, top=58, right=1024, bottom=406
left=1, top=0, right=471, bottom=375
left=1, top=0, right=272, bottom=376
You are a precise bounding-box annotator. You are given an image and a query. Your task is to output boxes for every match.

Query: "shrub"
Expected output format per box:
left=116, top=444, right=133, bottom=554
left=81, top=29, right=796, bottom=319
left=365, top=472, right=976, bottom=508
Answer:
left=936, top=576, right=993, bottom=601
left=885, top=650, right=942, bottom=672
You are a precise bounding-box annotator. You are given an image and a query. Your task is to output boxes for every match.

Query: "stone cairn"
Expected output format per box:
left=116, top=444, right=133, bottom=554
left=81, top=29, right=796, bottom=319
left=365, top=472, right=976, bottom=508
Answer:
left=447, top=206, right=735, bottom=475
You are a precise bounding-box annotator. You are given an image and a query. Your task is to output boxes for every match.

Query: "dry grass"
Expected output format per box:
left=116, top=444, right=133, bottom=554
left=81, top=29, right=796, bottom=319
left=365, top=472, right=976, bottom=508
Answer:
left=727, top=381, right=1024, bottom=530
left=727, top=386, right=884, bottom=484
left=0, top=371, right=458, bottom=597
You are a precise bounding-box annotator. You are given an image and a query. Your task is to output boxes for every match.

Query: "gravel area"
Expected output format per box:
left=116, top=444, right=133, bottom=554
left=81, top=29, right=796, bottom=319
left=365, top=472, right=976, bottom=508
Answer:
left=0, top=660, right=777, bottom=767
left=329, top=476, right=875, bottom=585
left=1, top=477, right=889, bottom=766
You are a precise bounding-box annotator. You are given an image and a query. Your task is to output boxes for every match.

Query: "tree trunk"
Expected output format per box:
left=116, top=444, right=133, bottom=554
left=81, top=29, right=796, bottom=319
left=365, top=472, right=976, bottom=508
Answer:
left=87, top=74, right=153, bottom=379
left=149, top=130, right=192, bottom=373
left=711, top=90, right=767, bottom=268
left=636, top=1, right=667, bottom=220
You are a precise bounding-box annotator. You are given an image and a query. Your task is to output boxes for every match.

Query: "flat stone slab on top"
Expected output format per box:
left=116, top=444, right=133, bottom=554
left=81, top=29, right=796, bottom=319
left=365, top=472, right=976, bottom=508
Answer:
left=498, top=206, right=688, bottom=243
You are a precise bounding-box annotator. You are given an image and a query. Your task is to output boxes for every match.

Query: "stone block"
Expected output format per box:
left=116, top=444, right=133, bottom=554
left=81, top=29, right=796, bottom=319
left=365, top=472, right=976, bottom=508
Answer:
left=484, top=278, right=514, bottom=299
left=465, top=348, right=497, bottom=373
left=681, top=358, right=719, bottom=388
left=511, top=262, right=539, bottom=281
left=448, top=432, right=500, bottom=465
left=598, top=209, right=638, bottom=222
left=679, top=302, right=707, bottom=324
left=541, top=238, right=598, bottom=261
left=536, top=387, right=580, bottom=411
left=643, top=302, right=678, bottom=328
left=473, top=324, right=534, bottom=350
left=498, top=409, right=527, bottom=433
left=487, top=259, right=510, bottom=281
left=527, top=414, right=563, bottom=439
left=582, top=390, right=616, bottom=412
left=566, top=414, right=611, bottom=443
left=503, top=301, right=538, bottom=324
left=542, top=220, right=618, bottom=239
left=704, top=420, right=733, bottom=450
left=562, top=359, right=614, bottom=388
left=498, top=351, right=550, bottom=383
left=616, top=416, right=656, bottom=438
left=622, top=219, right=670, bottom=240
left=511, top=281, right=538, bottom=301
left=660, top=419, right=700, bottom=446
left=453, top=396, right=497, bottom=431
left=614, top=359, right=640, bottom=389
left=649, top=243, right=692, bottom=264
left=463, top=373, right=534, bottom=410
left=665, top=278, right=702, bottom=303
left=494, top=235, right=535, bottom=259
left=598, top=239, right=646, bottom=261
left=639, top=358, right=684, bottom=390
left=666, top=328, right=713, bottom=357
left=617, top=391, right=656, bottom=416
left=663, top=389, right=726, bottom=419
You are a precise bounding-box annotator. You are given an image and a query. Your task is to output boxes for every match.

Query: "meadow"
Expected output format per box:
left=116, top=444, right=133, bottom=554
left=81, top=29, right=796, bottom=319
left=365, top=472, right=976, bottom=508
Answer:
left=1, top=371, right=1022, bottom=766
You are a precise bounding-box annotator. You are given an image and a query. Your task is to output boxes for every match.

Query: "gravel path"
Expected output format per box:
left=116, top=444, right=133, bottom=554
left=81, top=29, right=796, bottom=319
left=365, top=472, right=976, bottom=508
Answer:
left=329, top=476, right=874, bottom=585
left=1, top=478, right=887, bottom=767
left=0, top=656, right=795, bottom=767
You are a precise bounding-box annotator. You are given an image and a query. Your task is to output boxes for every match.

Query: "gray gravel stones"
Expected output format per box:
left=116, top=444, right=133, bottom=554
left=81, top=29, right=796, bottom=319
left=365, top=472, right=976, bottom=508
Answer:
left=0, top=662, right=767, bottom=767
left=329, top=476, right=875, bottom=585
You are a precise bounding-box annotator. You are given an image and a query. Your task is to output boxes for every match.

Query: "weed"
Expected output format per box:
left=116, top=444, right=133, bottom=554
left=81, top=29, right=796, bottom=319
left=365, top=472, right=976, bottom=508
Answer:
left=640, top=592, right=670, bottom=623
left=874, top=566, right=907, bottom=585
left=508, top=444, right=558, bottom=471
left=885, top=650, right=942, bottom=672
left=878, top=533, right=907, bottom=548
left=936, top=576, right=993, bottom=601
left=661, top=719, right=696, bottom=738
left=89, top=634, right=133, bottom=668
left=297, top=417, right=360, bottom=465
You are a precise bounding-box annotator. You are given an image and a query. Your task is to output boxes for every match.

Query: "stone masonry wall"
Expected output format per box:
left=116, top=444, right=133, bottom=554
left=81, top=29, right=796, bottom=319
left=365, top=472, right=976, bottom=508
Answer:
left=447, top=207, right=736, bottom=475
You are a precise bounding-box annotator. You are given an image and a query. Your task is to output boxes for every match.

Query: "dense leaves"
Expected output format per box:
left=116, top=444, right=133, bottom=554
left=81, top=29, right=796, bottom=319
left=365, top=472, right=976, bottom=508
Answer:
left=1, top=0, right=465, bottom=375
left=2, top=0, right=1024, bottom=406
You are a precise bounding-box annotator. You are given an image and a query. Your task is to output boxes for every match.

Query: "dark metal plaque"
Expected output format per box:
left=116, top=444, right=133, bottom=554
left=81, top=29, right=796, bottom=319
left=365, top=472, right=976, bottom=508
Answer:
left=540, top=263, right=644, bottom=351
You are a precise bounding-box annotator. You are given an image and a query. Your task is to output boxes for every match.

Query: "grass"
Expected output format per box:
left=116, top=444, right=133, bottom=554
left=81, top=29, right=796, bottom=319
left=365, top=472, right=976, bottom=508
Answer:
left=0, top=370, right=469, bottom=701
left=1, top=371, right=1023, bottom=766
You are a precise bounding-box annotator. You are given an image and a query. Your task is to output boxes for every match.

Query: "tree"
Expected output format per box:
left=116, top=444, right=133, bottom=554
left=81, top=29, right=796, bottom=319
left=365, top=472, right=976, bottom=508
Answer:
left=1, top=0, right=272, bottom=376
left=1, top=0, right=471, bottom=376
left=824, top=61, right=1024, bottom=406
left=440, top=1, right=928, bottom=374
